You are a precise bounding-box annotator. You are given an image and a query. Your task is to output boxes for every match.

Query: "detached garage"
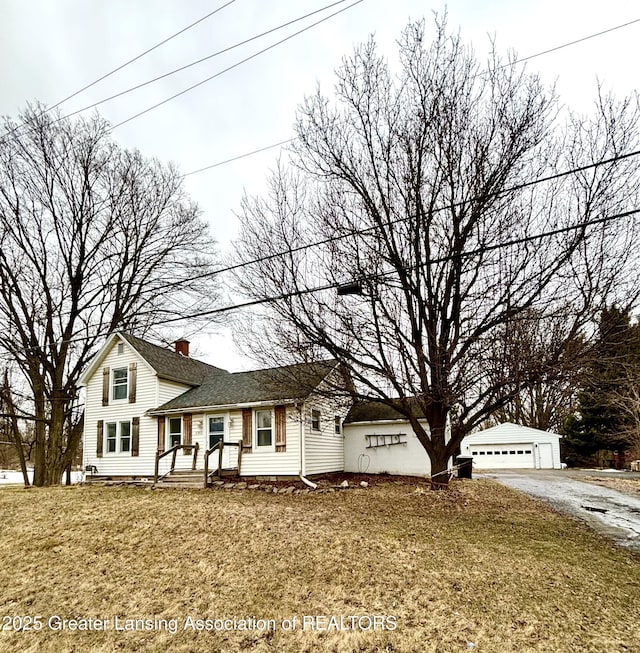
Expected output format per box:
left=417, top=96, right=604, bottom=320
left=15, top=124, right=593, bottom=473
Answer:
left=460, top=423, right=562, bottom=470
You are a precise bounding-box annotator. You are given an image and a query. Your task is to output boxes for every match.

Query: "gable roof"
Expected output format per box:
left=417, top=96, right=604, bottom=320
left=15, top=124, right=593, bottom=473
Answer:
left=345, top=398, right=426, bottom=423
left=152, top=360, right=339, bottom=412
left=466, top=422, right=561, bottom=440
left=78, top=332, right=229, bottom=388
left=120, top=333, right=228, bottom=385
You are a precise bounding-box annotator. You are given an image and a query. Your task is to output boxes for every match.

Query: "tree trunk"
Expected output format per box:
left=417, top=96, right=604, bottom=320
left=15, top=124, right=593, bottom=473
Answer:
left=45, top=392, right=67, bottom=486
left=425, top=404, right=451, bottom=489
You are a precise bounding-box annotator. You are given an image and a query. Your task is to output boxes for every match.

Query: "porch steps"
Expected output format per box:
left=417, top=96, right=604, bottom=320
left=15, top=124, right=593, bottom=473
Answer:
left=154, top=470, right=204, bottom=489
left=153, top=468, right=238, bottom=489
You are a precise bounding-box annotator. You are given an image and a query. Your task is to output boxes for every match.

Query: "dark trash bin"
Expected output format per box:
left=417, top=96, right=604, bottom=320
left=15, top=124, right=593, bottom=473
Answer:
left=456, top=456, right=473, bottom=479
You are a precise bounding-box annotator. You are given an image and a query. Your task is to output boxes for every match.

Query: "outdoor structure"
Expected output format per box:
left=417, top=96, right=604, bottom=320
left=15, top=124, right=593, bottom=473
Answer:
left=80, top=333, right=563, bottom=484
left=79, top=333, right=350, bottom=484
left=459, top=423, right=562, bottom=469
left=343, top=401, right=433, bottom=477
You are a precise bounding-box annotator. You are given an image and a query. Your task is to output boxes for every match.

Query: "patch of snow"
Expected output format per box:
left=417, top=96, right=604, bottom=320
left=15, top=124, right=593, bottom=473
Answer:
left=0, top=469, right=84, bottom=485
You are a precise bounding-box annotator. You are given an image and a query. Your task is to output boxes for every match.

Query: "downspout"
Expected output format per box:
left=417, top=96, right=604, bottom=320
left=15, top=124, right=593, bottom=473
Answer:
left=298, top=403, right=317, bottom=490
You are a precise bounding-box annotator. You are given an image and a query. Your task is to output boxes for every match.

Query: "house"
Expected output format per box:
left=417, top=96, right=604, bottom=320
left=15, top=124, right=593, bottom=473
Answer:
left=343, top=400, right=433, bottom=477
left=79, top=332, right=351, bottom=483
left=459, top=423, right=562, bottom=469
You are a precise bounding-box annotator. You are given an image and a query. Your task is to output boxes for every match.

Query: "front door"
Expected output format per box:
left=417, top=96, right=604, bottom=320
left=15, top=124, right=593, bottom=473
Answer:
left=207, top=416, right=230, bottom=468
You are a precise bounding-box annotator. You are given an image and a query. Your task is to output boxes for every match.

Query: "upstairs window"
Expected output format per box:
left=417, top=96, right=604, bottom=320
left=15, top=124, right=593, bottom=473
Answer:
left=334, top=416, right=342, bottom=435
left=112, top=367, right=128, bottom=400
left=311, top=409, right=321, bottom=431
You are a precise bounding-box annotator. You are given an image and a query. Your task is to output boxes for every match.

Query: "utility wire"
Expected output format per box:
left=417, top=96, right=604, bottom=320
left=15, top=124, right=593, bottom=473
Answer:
left=50, top=0, right=354, bottom=126
left=24, top=145, right=640, bottom=322
left=182, top=138, right=295, bottom=176
left=179, top=15, right=640, bottom=178
left=0, top=0, right=238, bottom=140
left=111, top=0, right=364, bottom=129
left=510, top=17, right=640, bottom=67
left=28, top=201, right=640, bottom=353
left=177, top=147, right=640, bottom=284
left=136, top=207, right=640, bottom=324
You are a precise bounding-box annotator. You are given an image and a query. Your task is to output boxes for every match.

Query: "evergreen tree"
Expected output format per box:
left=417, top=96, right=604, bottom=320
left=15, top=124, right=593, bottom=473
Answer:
left=562, top=307, right=640, bottom=463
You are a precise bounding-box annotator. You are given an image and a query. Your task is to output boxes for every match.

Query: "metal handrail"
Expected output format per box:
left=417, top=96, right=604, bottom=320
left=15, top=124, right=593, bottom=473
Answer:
left=154, top=442, right=199, bottom=484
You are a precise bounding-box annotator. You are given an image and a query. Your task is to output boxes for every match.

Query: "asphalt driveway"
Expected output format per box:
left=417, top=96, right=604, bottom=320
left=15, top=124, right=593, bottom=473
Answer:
left=481, top=469, right=640, bottom=551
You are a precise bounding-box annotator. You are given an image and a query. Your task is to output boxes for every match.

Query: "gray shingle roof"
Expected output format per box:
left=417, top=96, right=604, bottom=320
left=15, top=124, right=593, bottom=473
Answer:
left=153, top=360, right=339, bottom=412
left=121, top=333, right=228, bottom=386
left=344, top=398, right=426, bottom=423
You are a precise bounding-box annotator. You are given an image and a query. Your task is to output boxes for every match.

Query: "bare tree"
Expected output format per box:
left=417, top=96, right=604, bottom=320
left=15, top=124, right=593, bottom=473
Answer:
left=605, top=364, right=640, bottom=459
left=0, top=105, right=219, bottom=486
left=230, top=18, right=640, bottom=481
left=0, top=369, right=32, bottom=485
left=487, top=309, right=586, bottom=432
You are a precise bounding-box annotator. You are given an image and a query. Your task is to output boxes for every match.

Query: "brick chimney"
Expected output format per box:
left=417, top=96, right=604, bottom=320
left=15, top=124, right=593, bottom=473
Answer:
left=174, top=339, right=190, bottom=357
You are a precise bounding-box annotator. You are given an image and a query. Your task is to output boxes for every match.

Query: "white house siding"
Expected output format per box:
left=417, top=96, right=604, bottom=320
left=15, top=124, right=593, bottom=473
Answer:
left=83, top=338, right=158, bottom=477
left=304, top=390, right=351, bottom=476
left=344, top=420, right=432, bottom=477
left=231, top=405, right=303, bottom=477
left=157, top=379, right=193, bottom=407
left=460, top=423, right=562, bottom=469
left=83, top=337, right=196, bottom=478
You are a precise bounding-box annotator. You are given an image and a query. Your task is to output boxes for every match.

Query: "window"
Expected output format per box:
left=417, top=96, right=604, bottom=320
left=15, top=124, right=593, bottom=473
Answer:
left=169, top=417, right=182, bottom=447
left=106, top=421, right=131, bottom=453
left=256, top=410, right=273, bottom=447
left=117, top=343, right=124, bottom=354
left=334, top=416, right=341, bottom=435
left=311, top=409, right=321, bottom=431
left=208, top=416, right=224, bottom=449
left=120, top=421, right=131, bottom=452
left=106, top=422, right=117, bottom=453
left=112, top=367, right=128, bottom=400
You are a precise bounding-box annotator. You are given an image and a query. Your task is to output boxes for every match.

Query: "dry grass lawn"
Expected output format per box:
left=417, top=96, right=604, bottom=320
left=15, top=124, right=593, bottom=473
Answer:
left=581, top=475, right=640, bottom=496
left=0, top=479, right=638, bottom=652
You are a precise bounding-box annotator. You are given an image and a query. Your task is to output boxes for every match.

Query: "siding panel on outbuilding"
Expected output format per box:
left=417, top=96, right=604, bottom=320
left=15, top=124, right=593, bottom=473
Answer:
left=460, top=423, right=562, bottom=469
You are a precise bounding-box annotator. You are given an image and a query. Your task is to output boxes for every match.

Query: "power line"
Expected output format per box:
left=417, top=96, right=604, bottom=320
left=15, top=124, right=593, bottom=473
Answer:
left=1, top=0, right=238, bottom=140
left=5, top=203, right=640, bottom=353
left=22, top=145, right=640, bottom=323
left=510, top=17, right=640, bottom=67
left=179, top=15, right=640, bottom=178
left=177, top=148, right=640, bottom=284
left=181, top=138, right=295, bottom=177
left=134, top=206, right=640, bottom=325
left=50, top=0, right=354, bottom=127
left=111, top=0, right=365, bottom=130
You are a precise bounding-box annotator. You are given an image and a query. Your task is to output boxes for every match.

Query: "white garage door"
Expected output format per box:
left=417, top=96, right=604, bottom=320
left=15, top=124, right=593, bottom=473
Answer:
left=469, top=443, right=535, bottom=469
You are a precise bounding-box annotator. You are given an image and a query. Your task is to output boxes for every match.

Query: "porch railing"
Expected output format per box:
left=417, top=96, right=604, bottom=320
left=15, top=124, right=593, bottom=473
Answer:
left=154, top=443, right=199, bottom=484
left=203, top=440, right=243, bottom=488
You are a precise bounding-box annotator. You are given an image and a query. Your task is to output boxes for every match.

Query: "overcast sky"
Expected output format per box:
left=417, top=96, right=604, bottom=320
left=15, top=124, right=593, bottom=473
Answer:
left=1, top=0, right=638, bottom=370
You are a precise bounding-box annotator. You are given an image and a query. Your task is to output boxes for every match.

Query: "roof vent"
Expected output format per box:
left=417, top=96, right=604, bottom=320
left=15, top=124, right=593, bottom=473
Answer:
left=174, top=339, right=190, bottom=357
